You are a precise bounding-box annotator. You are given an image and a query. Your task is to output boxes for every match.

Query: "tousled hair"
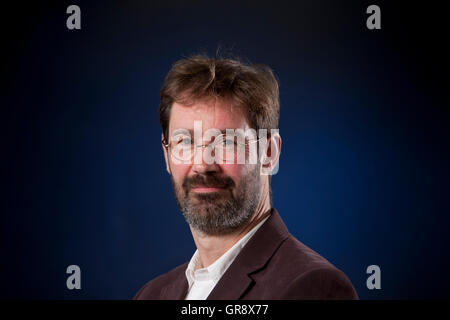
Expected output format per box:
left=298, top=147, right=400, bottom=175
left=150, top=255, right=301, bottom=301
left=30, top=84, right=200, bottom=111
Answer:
left=159, top=54, right=280, bottom=142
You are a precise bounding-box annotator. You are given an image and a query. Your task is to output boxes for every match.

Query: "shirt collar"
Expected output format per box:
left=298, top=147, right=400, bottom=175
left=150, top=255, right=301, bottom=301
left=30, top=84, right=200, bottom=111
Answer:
left=185, top=215, right=270, bottom=289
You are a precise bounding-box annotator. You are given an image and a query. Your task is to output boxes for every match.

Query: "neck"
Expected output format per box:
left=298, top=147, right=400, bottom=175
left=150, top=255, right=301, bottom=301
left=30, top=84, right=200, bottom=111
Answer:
left=190, top=190, right=272, bottom=269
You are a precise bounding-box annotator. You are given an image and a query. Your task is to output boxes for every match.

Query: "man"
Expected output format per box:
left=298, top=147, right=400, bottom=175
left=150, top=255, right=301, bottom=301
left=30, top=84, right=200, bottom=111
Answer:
left=134, top=55, right=358, bottom=300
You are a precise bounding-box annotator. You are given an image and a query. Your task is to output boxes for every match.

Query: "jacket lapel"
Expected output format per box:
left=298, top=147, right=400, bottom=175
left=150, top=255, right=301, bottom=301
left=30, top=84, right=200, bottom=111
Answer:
left=160, top=262, right=189, bottom=299
left=207, top=208, right=290, bottom=300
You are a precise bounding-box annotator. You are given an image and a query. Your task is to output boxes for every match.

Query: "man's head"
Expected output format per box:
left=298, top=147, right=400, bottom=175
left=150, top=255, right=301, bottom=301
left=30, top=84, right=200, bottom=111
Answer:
left=159, top=55, right=281, bottom=236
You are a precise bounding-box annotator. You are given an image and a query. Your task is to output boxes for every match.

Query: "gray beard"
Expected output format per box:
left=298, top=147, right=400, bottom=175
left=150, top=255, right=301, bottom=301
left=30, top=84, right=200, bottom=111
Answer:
left=172, top=168, right=260, bottom=236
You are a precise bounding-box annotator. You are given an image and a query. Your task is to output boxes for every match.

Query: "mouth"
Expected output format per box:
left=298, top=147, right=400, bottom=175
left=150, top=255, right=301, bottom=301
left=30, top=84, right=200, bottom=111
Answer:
left=190, top=186, right=226, bottom=193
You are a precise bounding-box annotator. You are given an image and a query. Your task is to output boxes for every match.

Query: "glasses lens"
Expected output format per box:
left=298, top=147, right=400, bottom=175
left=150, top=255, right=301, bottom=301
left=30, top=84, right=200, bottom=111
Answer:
left=170, top=136, right=193, bottom=161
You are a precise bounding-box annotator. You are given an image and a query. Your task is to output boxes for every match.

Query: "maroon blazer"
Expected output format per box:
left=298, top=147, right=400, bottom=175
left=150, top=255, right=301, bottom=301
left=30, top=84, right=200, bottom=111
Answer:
left=134, top=208, right=358, bottom=300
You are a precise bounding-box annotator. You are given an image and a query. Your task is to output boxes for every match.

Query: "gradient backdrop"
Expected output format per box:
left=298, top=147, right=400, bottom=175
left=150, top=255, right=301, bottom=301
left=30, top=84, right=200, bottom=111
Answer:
left=1, top=0, right=449, bottom=299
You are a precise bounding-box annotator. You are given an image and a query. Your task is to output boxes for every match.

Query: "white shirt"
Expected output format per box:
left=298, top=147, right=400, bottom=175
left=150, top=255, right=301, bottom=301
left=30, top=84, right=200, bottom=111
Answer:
left=184, top=216, right=270, bottom=300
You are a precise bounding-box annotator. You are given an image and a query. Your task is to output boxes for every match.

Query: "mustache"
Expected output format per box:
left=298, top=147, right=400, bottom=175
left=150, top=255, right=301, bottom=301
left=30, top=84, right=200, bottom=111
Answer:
left=182, top=174, right=235, bottom=191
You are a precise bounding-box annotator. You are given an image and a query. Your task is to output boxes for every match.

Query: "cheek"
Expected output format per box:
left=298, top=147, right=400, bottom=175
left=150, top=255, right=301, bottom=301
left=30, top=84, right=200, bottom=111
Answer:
left=170, top=164, right=190, bottom=184
left=221, top=163, right=256, bottom=182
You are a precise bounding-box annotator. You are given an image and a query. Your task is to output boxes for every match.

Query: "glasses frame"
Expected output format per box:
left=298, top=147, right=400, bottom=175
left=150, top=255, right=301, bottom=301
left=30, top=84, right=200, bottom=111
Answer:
left=162, top=133, right=270, bottom=163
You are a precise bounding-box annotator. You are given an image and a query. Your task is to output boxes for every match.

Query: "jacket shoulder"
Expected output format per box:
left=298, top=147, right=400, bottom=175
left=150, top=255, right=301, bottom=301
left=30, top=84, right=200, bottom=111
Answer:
left=282, top=266, right=358, bottom=299
left=251, top=234, right=358, bottom=299
left=133, top=262, right=188, bottom=300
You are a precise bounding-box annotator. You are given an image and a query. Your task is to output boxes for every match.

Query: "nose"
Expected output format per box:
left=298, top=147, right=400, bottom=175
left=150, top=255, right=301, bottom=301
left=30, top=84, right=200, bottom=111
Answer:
left=192, top=145, right=221, bottom=174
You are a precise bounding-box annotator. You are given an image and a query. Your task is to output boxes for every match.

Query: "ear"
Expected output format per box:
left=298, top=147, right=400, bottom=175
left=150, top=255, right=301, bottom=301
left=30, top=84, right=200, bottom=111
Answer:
left=260, top=130, right=282, bottom=176
left=162, top=133, right=172, bottom=175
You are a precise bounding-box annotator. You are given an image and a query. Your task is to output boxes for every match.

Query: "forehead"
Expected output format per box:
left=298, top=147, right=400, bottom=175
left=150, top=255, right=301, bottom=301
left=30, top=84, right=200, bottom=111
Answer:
left=169, top=97, right=250, bottom=134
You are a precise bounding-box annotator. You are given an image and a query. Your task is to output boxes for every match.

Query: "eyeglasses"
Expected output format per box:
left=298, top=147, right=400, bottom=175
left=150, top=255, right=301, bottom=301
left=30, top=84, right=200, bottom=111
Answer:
left=162, top=133, right=264, bottom=164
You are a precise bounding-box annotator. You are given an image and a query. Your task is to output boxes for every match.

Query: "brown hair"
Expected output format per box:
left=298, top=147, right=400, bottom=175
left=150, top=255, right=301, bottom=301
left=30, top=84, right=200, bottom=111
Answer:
left=159, top=54, right=280, bottom=142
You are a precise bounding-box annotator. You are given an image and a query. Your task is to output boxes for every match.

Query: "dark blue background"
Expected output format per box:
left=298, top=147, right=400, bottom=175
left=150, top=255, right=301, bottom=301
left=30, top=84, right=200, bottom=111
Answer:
left=1, top=1, right=449, bottom=299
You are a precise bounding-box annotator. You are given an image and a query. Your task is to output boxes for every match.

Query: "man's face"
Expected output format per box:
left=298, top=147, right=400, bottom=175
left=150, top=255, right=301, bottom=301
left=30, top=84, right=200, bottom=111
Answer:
left=163, top=97, right=261, bottom=236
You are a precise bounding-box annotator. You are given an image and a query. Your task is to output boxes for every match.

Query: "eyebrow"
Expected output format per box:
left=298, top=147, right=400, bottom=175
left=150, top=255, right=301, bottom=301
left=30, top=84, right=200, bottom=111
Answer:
left=171, top=129, right=231, bottom=136
left=171, top=128, right=192, bottom=136
left=170, top=128, right=252, bottom=140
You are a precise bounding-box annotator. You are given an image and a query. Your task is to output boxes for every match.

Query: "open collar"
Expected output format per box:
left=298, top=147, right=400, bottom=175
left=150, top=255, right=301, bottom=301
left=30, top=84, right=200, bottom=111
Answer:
left=207, top=208, right=289, bottom=300
left=160, top=208, right=289, bottom=300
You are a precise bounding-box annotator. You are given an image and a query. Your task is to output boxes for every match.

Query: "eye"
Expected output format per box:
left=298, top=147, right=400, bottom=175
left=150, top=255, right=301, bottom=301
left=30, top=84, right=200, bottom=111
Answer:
left=223, top=139, right=236, bottom=146
left=177, top=137, right=192, bottom=146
